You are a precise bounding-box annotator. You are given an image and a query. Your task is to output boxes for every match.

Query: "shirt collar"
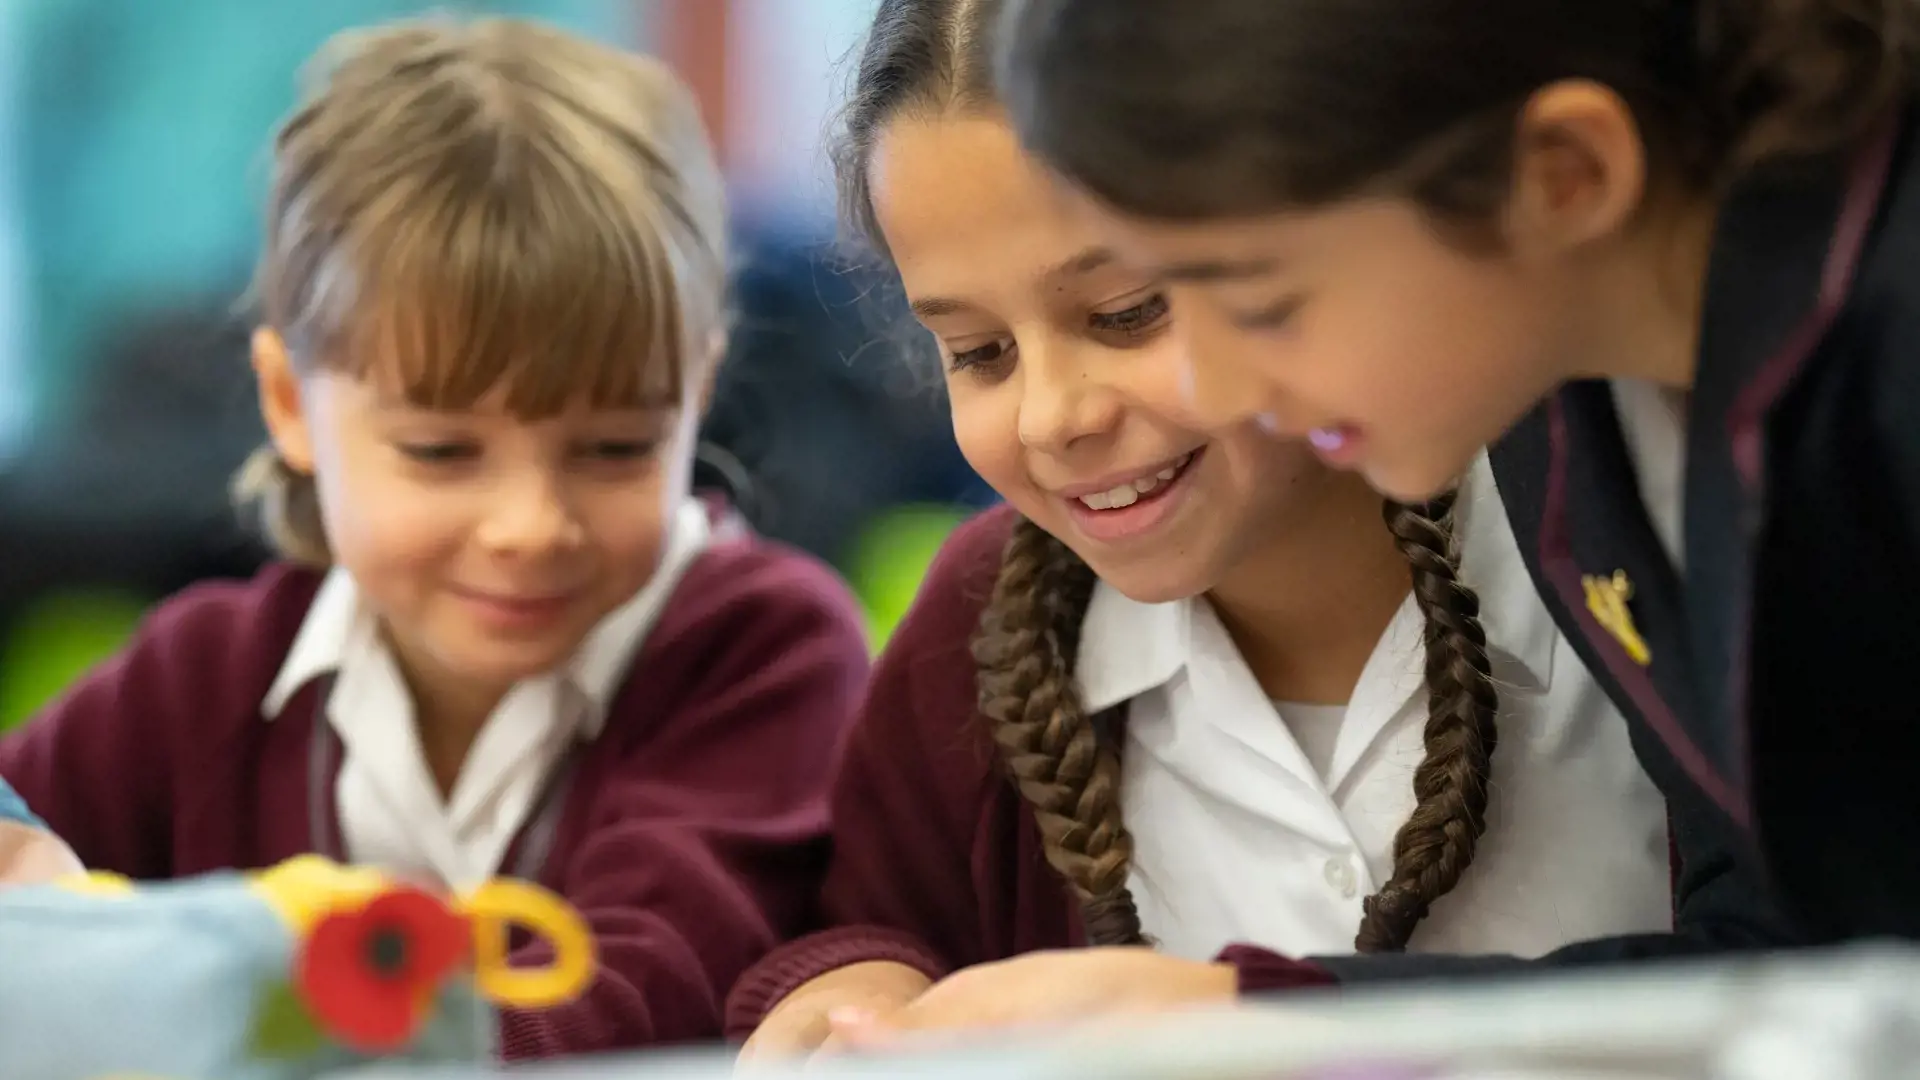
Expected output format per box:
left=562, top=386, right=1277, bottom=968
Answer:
left=1070, top=454, right=1554, bottom=713
left=261, top=498, right=714, bottom=735
left=1075, top=586, right=1193, bottom=714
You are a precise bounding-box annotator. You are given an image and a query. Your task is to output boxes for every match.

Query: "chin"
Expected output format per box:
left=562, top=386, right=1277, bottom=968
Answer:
left=1085, top=562, right=1210, bottom=607
left=447, top=638, right=578, bottom=685
left=1363, top=458, right=1469, bottom=506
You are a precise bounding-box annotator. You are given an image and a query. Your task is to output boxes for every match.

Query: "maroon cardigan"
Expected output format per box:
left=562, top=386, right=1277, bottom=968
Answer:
left=726, top=505, right=1744, bottom=1040
left=0, top=527, right=870, bottom=1057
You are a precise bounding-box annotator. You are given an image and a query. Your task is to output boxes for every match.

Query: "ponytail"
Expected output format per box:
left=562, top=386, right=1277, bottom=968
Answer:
left=232, top=444, right=331, bottom=568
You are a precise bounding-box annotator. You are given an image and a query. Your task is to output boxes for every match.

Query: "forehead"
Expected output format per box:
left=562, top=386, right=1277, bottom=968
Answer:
left=1063, top=196, right=1292, bottom=281
left=868, top=114, right=1120, bottom=304
left=1064, top=192, right=1453, bottom=291
left=343, top=365, right=671, bottom=421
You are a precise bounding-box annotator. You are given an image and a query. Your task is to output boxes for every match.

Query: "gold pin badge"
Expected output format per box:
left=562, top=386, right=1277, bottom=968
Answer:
left=1582, top=570, right=1651, bottom=666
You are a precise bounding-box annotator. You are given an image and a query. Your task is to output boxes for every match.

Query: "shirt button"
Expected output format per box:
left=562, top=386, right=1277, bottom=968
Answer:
left=1324, top=856, right=1358, bottom=899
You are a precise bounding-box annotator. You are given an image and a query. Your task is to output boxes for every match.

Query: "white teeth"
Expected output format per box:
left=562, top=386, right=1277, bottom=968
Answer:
left=1076, top=452, right=1193, bottom=510
left=1082, top=485, right=1140, bottom=511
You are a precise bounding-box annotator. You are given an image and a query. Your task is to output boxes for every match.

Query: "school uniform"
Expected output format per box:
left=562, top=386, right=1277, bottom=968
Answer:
left=727, top=462, right=1685, bottom=1035
left=1488, top=104, right=1920, bottom=943
left=0, top=498, right=871, bottom=1055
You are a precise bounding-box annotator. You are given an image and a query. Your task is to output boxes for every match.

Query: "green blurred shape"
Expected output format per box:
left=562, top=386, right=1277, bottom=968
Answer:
left=0, top=590, right=149, bottom=731
left=845, top=504, right=970, bottom=651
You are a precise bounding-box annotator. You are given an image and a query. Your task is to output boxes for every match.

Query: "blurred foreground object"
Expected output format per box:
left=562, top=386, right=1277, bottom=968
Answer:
left=0, top=855, right=591, bottom=1079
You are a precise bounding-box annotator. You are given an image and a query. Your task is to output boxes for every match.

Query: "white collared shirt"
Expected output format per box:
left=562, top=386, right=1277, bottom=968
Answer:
left=1080, top=455, right=1672, bottom=962
left=1612, top=379, right=1688, bottom=570
left=261, top=500, right=713, bottom=889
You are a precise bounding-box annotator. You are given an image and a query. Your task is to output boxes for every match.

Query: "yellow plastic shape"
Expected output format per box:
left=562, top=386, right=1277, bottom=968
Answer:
left=248, top=855, right=392, bottom=937
left=456, top=877, right=595, bottom=1009
left=55, top=871, right=137, bottom=897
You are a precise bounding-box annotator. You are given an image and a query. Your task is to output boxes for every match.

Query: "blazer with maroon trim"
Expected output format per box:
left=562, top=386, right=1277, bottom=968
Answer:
left=1490, top=105, right=1920, bottom=944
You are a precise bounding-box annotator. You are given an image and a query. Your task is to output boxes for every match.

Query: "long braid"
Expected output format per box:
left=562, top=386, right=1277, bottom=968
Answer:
left=972, top=516, right=1146, bottom=946
left=1354, top=492, right=1501, bottom=953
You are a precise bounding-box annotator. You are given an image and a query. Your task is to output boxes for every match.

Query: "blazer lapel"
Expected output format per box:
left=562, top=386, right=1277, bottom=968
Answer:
left=1531, top=383, right=1735, bottom=820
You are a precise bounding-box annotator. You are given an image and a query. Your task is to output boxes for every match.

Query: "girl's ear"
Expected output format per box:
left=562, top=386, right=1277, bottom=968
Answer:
left=252, top=328, right=316, bottom=473
left=1502, top=78, right=1648, bottom=260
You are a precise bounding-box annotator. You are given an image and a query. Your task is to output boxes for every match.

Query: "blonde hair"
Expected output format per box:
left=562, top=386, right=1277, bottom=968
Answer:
left=235, top=15, right=729, bottom=566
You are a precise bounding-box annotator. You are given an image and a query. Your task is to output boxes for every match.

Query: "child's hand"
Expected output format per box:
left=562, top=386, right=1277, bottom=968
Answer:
left=0, top=821, right=83, bottom=889
left=737, top=960, right=935, bottom=1066
left=823, top=947, right=1237, bottom=1050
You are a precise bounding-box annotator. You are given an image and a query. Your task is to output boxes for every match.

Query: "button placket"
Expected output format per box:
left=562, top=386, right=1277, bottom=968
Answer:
left=1323, top=856, right=1358, bottom=899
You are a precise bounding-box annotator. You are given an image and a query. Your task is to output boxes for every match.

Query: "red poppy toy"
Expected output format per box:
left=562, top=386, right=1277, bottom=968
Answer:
left=293, top=884, right=474, bottom=1053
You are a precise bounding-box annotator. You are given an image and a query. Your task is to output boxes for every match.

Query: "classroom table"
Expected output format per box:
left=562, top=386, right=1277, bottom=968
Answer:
left=346, top=942, right=1920, bottom=1080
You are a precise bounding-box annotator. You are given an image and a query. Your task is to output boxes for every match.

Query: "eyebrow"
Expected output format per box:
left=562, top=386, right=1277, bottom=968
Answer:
left=1151, top=256, right=1281, bottom=284
left=907, top=246, right=1119, bottom=321
left=1044, top=246, right=1116, bottom=284
left=909, top=295, right=973, bottom=320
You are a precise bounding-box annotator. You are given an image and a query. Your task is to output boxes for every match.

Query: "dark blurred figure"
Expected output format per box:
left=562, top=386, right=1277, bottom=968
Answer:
left=0, top=299, right=270, bottom=631
left=702, top=221, right=994, bottom=564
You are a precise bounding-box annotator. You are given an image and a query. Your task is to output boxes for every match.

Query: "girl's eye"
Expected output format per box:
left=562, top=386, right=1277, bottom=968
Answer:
left=578, top=440, right=657, bottom=460
left=397, top=441, right=478, bottom=464
left=1088, top=292, right=1171, bottom=337
left=1231, top=295, right=1304, bottom=332
left=948, top=339, right=1013, bottom=374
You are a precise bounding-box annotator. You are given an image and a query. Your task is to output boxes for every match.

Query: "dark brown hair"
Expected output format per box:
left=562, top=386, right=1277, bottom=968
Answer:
left=845, top=0, right=1501, bottom=953
left=995, top=0, right=1920, bottom=224
left=236, top=15, right=729, bottom=566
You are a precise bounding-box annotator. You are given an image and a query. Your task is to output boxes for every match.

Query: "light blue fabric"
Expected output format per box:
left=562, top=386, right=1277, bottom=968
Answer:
left=0, top=776, right=42, bottom=828
left=0, top=872, right=495, bottom=1080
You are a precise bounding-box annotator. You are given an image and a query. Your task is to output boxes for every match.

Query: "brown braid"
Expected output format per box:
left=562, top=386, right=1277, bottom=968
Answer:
left=1354, top=492, right=1501, bottom=953
left=972, top=516, right=1147, bottom=946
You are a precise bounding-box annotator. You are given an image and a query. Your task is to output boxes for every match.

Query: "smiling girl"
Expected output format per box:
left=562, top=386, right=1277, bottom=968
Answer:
left=0, top=16, right=868, bottom=1057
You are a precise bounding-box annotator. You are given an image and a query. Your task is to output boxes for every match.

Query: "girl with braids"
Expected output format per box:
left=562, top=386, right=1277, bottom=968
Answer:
left=726, top=0, right=1683, bottom=1059
left=993, top=0, right=1920, bottom=943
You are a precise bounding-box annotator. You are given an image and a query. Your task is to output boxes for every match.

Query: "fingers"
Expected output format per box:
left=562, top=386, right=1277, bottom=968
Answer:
left=737, top=1008, right=835, bottom=1069
left=822, top=1002, right=989, bottom=1054
left=0, top=824, right=82, bottom=889
left=822, top=1006, right=892, bottom=1050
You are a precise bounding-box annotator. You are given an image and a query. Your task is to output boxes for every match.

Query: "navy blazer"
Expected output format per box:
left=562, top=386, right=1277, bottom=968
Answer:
left=1490, top=104, right=1920, bottom=946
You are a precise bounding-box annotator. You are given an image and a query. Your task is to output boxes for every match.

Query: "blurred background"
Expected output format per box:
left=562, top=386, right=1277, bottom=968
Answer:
left=0, top=0, right=989, bottom=730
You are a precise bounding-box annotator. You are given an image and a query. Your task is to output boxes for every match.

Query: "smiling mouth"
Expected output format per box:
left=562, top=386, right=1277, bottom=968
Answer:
left=1073, top=451, right=1197, bottom=511
left=455, top=586, right=580, bottom=608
